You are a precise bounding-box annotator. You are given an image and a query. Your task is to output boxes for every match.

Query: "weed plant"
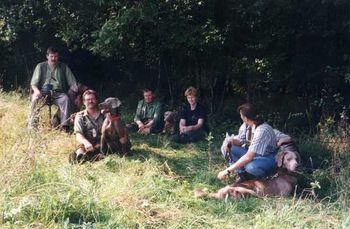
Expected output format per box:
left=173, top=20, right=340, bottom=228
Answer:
left=0, top=92, right=349, bottom=228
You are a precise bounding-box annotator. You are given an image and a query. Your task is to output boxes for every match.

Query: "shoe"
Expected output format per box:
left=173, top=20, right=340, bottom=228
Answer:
left=62, top=126, right=72, bottom=134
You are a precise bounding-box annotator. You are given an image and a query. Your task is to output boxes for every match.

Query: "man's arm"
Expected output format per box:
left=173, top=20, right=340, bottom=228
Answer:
left=76, top=132, right=94, bottom=152
left=277, top=136, right=292, bottom=147
left=134, top=100, right=146, bottom=129
left=182, top=118, right=204, bottom=133
left=179, top=118, right=187, bottom=133
left=146, top=102, right=163, bottom=128
left=181, top=105, right=205, bottom=133
left=31, top=85, right=41, bottom=100
left=236, top=123, right=248, bottom=146
left=228, top=136, right=241, bottom=146
left=134, top=100, right=143, bottom=122
left=74, top=114, right=94, bottom=152
left=274, top=129, right=292, bottom=147
left=30, top=64, right=42, bottom=99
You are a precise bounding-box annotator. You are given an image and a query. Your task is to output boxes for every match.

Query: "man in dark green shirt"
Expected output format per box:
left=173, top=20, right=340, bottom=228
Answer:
left=28, top=47, right=78, bottom=132
left=128, top=89, right=163, bottom=134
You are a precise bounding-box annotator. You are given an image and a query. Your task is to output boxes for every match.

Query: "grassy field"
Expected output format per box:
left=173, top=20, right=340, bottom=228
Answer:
left=0, top=92, right=349, bottom=228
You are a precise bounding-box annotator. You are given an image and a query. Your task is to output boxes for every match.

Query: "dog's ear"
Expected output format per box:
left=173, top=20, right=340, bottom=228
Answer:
left=276, top=151, right=286, bottom=167
left=111, top=98, right=122, bottom=109
left=294, top=151, right=301, bottom=164
left=226, top=132, right=230, bottom=138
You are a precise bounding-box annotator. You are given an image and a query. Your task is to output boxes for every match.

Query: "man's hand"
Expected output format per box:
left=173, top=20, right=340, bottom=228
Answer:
left=137, top=121, right=145, bottom=130
left=32, top=88, right=42, bottom=100
left=144, top=120, right=153, bottom=128
left=217, top=169, right=230, bottom=181
left=180, top=125, right=191, bottom=134
left=230, top=138, right=241, bottom=146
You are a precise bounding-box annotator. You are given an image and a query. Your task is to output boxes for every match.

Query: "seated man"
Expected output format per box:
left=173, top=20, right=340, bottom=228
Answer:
left=170, top=86, right=209, bottom=143
left=69, top=89, right=105, bottom=163
left=28, top=46, right=78, bottom=132
left=127, top=88, right=163, bottom=134
left=217, top=103, right=277, bottom=182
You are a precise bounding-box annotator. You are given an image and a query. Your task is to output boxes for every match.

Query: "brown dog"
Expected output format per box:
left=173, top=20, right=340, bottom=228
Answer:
left=194, top=150, right=300, bottom=200
left=99, top=97, right=131, bottom=155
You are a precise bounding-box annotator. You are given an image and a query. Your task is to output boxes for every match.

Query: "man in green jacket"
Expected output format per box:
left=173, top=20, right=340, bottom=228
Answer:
left=28, top=47, right=78, bottom=132
left=128, top=89, right=163, bottom=134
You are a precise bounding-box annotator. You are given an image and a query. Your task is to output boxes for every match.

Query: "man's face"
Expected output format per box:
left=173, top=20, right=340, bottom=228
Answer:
left=186, top=95, right=197, bottom=106
left=240, top=111, right=248, bottom=124
left=143, top=91, right=154, bottom=104
left=83, top=94, right=97, bottom=109
left=46, top=52, right=59, bottom=66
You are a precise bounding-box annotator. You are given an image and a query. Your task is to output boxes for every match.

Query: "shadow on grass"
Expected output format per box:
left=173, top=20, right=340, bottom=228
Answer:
left=126, top=132, right=234, bottom=189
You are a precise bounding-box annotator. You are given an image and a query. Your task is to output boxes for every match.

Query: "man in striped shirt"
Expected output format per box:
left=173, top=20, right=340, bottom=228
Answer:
left=222, top=125, right=292, bottom=164
left=218, top=103, right=278, bottom=182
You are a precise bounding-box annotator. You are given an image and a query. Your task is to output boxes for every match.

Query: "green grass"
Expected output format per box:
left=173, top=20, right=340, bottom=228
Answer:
left=0, top=91, right=349, bottom=228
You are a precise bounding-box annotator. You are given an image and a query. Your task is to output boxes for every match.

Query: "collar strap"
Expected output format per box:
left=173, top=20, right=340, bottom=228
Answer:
left=109, top=115, right=121, bottom=121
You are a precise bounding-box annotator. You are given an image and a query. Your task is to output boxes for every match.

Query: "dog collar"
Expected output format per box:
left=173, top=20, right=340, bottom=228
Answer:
left=109, top=115, right=120, bottom=122
left=109, top=115, right=121, bottom=121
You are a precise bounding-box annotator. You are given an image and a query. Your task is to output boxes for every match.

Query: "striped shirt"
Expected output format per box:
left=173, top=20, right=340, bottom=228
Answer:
left=237, top=123, right=249, bottom=145
left=248, top=123, right=277, bottom=155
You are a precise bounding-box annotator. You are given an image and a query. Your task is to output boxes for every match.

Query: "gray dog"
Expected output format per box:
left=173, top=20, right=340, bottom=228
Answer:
left=162, top=111, right=178, bottom=135
left=99, top=97, right=131, bottom=155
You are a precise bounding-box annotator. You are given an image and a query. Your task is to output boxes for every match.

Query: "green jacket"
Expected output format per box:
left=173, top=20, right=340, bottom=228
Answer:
left=134, top=99, right=163, bottom=128
left=30, top=61, right=77, bottom=92
left=74, top=110, right=105, bottom=146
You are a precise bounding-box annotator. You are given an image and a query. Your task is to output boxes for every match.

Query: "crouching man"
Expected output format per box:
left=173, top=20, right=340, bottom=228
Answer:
left=69, top=89, right=105, bottom=164
left=218, top=103, right=277, bottom=182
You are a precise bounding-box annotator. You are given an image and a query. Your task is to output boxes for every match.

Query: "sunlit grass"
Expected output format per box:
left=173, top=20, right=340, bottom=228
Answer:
left=0, top=91, right=349, bottom=228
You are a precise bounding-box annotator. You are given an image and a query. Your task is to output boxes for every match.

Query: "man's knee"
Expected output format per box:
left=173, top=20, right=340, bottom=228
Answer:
left=245, top=163, right=267, bottom=177
left=231, top=145, right=248, bottom=158
left=60, top=94, right=71, bottom=106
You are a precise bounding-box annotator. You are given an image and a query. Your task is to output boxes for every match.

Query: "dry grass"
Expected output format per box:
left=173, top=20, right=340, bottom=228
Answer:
left=0, top=91, right=349, bottom=228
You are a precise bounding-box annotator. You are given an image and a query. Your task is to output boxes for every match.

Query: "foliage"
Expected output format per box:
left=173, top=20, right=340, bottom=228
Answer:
left=0, top=0, right=350, bottom=133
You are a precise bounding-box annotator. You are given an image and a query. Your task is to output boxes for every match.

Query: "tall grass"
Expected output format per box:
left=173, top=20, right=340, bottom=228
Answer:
left=0, top=91, right=349, bottom=228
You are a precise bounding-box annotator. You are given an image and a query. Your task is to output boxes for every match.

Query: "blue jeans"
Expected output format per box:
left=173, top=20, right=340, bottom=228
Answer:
left=228, top=145, right=277, bottom=177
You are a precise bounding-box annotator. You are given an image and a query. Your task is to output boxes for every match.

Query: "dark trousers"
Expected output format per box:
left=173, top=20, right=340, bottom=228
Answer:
left=170, top=129, right=207, bottom=144
left=127, top=119, right=163, bottom=134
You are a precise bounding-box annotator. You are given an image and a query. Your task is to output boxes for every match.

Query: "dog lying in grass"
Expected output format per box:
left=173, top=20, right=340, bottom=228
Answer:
left=194, top=150, right=300, bottom=199
left=99, top=97, right=131, bottom=155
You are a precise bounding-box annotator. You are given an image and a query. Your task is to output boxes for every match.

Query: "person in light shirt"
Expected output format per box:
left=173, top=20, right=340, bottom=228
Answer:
left=218, top=103, right=277, bottom=182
